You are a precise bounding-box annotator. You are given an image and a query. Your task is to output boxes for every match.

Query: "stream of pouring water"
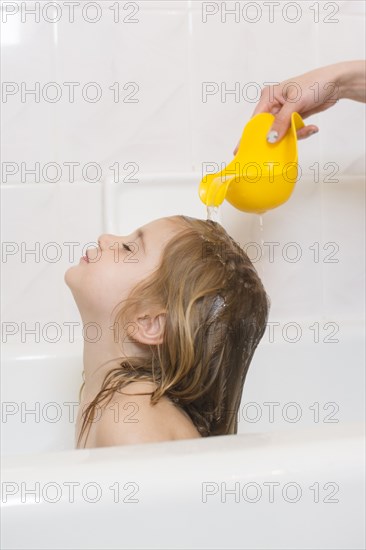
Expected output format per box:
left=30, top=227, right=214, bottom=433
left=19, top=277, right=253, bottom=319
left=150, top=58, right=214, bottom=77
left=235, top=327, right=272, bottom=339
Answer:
left=206, top=205, right=220, bottom=222
left=258, top=214, right=266, bottom=285
left=259, top=214, right=264, bottom=240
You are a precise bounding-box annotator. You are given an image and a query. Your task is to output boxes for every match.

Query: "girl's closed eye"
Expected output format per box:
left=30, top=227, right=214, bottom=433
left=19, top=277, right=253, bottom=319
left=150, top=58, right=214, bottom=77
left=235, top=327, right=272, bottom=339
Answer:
left=123, top=243, right=132, bottom=252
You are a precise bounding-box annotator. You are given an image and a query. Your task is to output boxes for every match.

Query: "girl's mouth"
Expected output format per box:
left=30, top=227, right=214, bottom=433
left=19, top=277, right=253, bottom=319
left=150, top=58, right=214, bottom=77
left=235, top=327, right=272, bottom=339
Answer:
left=82, top=255, right=89, bottom=263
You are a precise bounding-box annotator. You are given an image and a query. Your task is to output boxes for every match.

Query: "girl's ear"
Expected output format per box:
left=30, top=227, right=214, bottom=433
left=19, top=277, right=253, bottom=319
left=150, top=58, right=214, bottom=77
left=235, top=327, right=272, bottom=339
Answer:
left=135, top=312, right=166, bottom=345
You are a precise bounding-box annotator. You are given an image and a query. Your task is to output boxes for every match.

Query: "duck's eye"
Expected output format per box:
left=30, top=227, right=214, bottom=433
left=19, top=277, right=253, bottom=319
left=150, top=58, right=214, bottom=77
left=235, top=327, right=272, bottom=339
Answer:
left=123, top=243, right=132, bottom=252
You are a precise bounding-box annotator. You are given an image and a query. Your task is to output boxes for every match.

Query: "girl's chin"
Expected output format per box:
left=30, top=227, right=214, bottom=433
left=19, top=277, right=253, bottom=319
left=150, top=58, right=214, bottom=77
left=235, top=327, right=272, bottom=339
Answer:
left=64, top=264, right=80, bottom=288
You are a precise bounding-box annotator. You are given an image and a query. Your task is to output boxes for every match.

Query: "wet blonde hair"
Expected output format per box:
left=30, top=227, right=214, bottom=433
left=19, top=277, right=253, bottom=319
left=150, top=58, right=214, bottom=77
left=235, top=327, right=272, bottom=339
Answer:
left=77, top=215, right=270, bottom=447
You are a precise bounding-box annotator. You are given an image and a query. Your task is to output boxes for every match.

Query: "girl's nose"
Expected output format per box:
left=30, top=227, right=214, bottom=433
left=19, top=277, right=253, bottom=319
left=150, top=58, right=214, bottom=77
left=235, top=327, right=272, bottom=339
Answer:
left=98, top=233, right=122, bottom=248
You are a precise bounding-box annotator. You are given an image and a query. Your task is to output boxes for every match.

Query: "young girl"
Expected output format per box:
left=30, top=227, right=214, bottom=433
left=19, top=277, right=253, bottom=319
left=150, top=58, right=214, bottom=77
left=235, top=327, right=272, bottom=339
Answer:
left=65, top=215, right=270, bottom=448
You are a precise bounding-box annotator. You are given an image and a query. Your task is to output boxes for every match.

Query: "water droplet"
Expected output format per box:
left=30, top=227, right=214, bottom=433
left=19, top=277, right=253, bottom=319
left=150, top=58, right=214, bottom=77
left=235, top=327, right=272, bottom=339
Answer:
left=258, top=214, right=265, bottom=248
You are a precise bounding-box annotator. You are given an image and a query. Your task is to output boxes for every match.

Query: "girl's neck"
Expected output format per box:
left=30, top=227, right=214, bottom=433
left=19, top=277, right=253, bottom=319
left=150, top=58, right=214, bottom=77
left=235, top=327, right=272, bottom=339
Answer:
left=80, top=320, right=146, bottom=400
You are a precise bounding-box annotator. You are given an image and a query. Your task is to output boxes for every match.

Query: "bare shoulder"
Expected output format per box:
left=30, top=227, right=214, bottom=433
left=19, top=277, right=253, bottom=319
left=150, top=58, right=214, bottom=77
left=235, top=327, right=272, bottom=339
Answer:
left=94, top=381, right=202, bottom=448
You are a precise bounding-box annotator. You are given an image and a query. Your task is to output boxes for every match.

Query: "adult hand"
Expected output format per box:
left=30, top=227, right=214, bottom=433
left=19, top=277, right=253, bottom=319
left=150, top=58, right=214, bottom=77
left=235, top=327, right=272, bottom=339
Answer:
left=234, top=60, right=366, bottom=154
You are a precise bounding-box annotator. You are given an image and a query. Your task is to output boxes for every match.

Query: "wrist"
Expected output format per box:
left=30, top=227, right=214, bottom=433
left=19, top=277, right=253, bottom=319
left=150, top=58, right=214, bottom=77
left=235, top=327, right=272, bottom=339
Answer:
left=336, top=60, right=366, bottom=102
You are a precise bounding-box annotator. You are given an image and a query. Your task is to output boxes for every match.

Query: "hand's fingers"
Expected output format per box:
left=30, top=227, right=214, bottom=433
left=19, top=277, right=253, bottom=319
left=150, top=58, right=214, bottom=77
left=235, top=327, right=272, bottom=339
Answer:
left=251, top=96, right=282, bottom=118
left=252, top=86, right=300, bottom=143
left=234, top=98, right=277, bottom=154
left=234, top=103, right=274, bottom=155
left=234, top=122, right=318, bottom=155
left=251, top=102, right=272, bottom=117
left=296, top=125, right=319, bottom=140
left=234, top=124, right=319, bottom=154
left=266, top=101, right=298, bottom=143
left=266, top=118, right=291, bottom=143
left=295, top=105, right=325, bottom=119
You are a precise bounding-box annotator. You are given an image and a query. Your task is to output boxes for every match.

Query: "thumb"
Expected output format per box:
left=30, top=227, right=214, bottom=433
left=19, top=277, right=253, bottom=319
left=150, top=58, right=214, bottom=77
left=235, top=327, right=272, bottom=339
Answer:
left=266, top=105, right=295, bottom=144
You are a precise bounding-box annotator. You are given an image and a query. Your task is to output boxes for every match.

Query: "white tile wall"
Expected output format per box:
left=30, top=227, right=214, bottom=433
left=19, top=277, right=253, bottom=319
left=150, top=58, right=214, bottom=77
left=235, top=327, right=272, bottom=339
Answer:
left=1, top=16, right=58, bottom=166
left=1, top=182, right=104, bottom=338
left=321, top=176, right=366, bottom=320
left=102, top=173, right=210, bottom=235
left=1, top=1, right=365, bottom=344
left=52, top=2, right=192, bottom=173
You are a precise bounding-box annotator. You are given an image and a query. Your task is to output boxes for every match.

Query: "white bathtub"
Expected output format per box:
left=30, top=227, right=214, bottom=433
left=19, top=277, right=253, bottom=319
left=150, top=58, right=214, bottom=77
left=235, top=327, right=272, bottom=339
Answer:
left=1, top=322, right=365, bottom=549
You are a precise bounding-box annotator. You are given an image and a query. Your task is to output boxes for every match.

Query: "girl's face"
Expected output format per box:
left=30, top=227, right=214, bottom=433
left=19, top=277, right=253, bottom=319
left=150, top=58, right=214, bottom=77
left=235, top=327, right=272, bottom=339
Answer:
left=65, top=216, right=183, bottom=322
